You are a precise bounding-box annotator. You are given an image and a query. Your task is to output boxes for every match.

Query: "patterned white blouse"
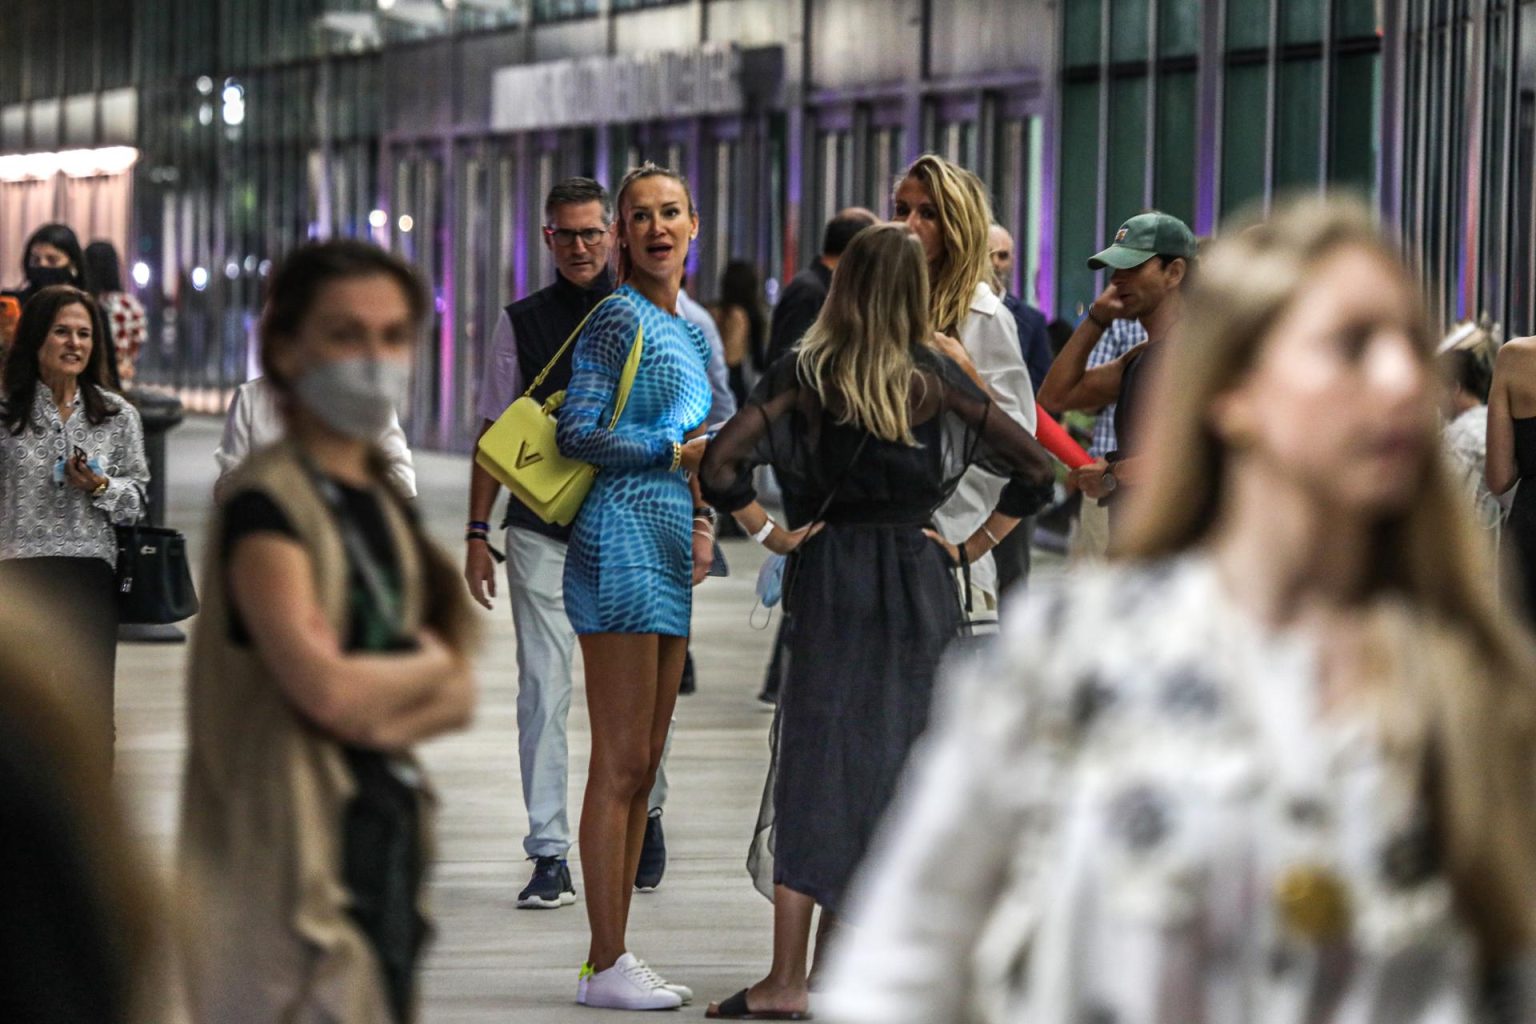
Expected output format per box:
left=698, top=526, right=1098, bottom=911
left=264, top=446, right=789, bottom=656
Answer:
left=823, top=554, right=1530, bottom=1024
left=0, top=384, right=149, bottom=566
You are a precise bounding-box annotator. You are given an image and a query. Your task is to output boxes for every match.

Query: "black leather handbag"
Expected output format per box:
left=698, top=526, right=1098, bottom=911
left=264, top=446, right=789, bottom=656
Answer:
left=115, top=522, right=199, bottom=624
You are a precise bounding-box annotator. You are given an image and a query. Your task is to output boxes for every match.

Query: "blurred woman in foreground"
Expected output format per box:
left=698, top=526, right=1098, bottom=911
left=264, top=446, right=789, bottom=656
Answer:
left=179, top=241, right=477, bottom=1024
left=822, top=196, right=1536, bottom=1023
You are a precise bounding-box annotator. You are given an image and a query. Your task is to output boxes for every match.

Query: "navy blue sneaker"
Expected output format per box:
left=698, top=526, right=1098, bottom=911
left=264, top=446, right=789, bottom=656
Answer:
left=634, top=811, right=667, bottom=892
left=518, top=856, right=575, bottom=909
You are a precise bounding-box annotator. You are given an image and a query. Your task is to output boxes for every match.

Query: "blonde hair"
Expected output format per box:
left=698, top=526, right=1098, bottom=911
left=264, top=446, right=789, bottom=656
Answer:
left=896, top=154, right=993, bottom=335
left=796, top=224, right=928, bottom=445
left=1122, top=194, right=1536, bottom=962
left=612, top=162, right=696, bottom=285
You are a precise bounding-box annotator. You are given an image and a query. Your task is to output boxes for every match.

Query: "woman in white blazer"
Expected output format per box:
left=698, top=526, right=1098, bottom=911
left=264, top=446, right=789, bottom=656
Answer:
left=894, top=153, right=1038, bottom=617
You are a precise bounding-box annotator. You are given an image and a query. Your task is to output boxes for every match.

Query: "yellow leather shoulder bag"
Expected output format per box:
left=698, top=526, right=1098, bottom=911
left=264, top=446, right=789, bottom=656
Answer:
left=475, top=295, right=643, bottom=526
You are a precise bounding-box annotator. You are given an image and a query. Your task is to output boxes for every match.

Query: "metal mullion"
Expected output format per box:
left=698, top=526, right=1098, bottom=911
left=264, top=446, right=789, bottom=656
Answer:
left=1201, top=0, right=1223, bottom=229
left=1095, top=0, right=1110, bottom=289
left=1262, top=0, right=1278, bottom=212
left=851, top=102, right=871, bottom=209
left=1497, top=0, right=1518, bottom=331
left=1461, top=1, right=1485, bottom=319
left=1442, top=5, right=1462, bottom=323
left=1319, top=0, right=1335, bottom=187
left=1145, top=0, right=1158, bottom=209
left=1378, top=0, right=1405, bottom=223
left=1411, top=0, right=1430, bottom=310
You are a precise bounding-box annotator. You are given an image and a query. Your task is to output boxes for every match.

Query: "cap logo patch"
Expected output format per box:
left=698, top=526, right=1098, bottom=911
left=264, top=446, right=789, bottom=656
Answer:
left=1115, top=228, right=1128, bottom=242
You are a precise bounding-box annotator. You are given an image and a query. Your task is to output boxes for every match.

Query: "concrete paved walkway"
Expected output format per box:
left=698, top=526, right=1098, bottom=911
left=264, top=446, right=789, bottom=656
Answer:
left=117, top=416, right=786, bottom=1022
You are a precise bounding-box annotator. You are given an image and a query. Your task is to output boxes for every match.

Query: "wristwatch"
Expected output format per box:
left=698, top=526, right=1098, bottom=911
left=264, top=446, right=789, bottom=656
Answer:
left=1100, top=468, right=1118, bottom=495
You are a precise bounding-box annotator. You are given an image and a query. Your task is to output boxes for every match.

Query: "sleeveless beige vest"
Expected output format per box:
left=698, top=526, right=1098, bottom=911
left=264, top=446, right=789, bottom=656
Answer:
left=178, top=442, right=434, bottom=1024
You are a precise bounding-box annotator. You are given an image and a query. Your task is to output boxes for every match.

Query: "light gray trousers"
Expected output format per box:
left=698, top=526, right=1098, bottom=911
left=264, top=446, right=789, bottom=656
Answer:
left=505, top=527, right=670, bottom=859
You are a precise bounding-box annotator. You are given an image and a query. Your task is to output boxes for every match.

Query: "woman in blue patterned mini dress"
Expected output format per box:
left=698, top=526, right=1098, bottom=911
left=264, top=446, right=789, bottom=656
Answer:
left=555, top=163, right=714, bottom=1011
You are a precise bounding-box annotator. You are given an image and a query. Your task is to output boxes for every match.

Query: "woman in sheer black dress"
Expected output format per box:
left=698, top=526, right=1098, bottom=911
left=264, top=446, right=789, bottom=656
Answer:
left=698, top=224, right=1055, bottom=1020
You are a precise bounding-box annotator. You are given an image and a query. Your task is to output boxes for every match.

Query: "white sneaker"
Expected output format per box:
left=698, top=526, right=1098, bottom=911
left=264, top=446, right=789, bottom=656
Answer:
left=635, top=959, right=693, bottom=1005
left=576, top=953, right=683, bottom=1010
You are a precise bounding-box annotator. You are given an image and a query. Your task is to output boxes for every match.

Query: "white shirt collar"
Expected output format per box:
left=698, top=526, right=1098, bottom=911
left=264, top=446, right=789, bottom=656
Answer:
left=969, top=280, right=1003, bottom=317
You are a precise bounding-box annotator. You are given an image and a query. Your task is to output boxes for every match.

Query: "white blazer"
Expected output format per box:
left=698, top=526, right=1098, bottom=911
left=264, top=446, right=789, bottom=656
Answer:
left=932, top=281, right=1037, bottom=607
left=214, top=377, right=418, bottom=498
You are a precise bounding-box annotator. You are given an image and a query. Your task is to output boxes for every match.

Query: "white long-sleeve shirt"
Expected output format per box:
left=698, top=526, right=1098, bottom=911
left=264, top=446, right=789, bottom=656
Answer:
left=932, top=281, right=1037, bottom=607
left=823, top=554, right=1515, bottom=1024
left=214, top=378, right=417, bottom=497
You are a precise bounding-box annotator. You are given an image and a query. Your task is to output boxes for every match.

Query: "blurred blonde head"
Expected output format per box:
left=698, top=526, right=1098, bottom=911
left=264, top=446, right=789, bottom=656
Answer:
left=1121, top=193, right=1536, bottom=963
left=894, top=155, right=994, bottom=336
left=796, top=223, right=929, bottom=445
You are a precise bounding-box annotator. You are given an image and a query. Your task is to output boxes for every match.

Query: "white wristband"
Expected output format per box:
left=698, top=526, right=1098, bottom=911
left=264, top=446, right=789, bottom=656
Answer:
left=750, top=519, right=776, bottom=545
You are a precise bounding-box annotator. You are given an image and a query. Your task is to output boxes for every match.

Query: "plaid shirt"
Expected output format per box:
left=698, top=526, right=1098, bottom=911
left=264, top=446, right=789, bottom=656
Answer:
left=1086, top=318, right=1147, bottom=459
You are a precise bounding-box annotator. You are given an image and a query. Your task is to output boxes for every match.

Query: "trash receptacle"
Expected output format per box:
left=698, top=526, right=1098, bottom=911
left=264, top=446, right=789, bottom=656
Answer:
left=120, top=386, right=187, bottom=642
left=126, top=386, right=184, bottom=527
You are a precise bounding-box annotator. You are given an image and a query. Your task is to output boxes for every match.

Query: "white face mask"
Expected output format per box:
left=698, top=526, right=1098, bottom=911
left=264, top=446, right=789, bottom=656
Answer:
left=293, top=355, right=410, bottom=440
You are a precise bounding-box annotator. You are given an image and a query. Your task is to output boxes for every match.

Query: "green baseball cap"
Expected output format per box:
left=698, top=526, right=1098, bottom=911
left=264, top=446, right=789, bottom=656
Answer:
left=1088, top=212, right=1198, bottom=270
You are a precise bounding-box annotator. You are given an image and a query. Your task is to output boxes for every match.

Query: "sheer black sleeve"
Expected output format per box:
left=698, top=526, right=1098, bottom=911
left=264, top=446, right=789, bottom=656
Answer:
left=931, top=354, right=1057, bottom=518
left=698, top=357, right=802, bottom=514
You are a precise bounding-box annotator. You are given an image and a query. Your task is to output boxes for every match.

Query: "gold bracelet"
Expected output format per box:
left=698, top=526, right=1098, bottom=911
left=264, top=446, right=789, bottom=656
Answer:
left=668, top=441, right=683, bottom=472
left=981, top=525, right=1001, bottom=548
left=92, top=478, right=109, bottom=497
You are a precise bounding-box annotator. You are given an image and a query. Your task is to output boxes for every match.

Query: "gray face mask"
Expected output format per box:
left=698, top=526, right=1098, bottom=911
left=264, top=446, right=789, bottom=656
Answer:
left=293, top=356, right=410, bottom=440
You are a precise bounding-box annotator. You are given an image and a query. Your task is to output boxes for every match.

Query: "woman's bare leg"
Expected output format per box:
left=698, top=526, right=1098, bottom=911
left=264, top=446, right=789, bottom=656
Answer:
left=706, top=885, right=814, bottom=1015
left=809, top=908, right=840, bottom=988
left=579, top=632, right=661, bottom=971
left=618, top=634, right=687, bottom=927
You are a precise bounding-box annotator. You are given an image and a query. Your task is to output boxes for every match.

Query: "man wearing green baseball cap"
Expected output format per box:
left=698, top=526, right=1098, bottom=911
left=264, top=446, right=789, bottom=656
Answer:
left=1038, top=211, right=1197, bottom=534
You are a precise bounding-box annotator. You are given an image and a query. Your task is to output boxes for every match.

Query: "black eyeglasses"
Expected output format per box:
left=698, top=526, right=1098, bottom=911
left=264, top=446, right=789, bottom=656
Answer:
left=544, top=227, right=608, bottom=247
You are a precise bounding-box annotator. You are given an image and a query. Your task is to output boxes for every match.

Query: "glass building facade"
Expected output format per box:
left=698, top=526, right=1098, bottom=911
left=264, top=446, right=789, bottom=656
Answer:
left=0, top=0, right=1526, bottom=451
left=1056, top=0, right=1385, bottom=318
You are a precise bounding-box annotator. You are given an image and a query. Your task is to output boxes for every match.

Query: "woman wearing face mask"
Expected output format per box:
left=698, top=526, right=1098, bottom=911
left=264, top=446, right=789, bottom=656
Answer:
left=178, top=240, right=478, bottom=1024
left=0, top=285, right=148, bottom=762
left=820, top=196, right=1536, bottom=1024
left=17, top=223, right=89, bottom=302
left=893, top=155, right=1037, bottom=621
left=554, top=163, right=714, bottom=1011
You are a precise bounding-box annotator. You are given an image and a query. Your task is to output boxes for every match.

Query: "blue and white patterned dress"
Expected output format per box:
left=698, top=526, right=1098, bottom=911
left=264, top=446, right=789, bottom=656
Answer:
left=556, top=284, right=712, bottom=636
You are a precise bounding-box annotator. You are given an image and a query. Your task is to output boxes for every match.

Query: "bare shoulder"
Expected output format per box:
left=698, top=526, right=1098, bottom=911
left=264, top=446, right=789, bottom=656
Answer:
left=1495, top=336, right=1536, bottom=365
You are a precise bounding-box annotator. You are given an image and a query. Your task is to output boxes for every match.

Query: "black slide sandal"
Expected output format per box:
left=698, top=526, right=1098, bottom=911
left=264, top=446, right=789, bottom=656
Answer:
left=704, top=989, right=812, bottom=1020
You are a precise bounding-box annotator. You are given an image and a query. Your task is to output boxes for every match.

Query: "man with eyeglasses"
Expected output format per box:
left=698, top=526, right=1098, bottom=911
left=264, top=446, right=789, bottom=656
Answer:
left=465, top=177, right=624, bottom=911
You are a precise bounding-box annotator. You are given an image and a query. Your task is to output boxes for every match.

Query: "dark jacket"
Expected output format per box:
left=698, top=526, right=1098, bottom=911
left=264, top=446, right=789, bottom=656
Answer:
left=765, top=261, right=833, bottom=368
left=1002, top=292, right=1053, bottom=397
left=502, top=269, right=615, bottom=540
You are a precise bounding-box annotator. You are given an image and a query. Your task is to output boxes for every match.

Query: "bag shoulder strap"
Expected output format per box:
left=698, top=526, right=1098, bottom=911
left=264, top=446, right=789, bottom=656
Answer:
left=522, top=292, right=628, bottom=398
left=811, top=432, right=871, bottom=523
left=607, top=314, right=644, bottom=430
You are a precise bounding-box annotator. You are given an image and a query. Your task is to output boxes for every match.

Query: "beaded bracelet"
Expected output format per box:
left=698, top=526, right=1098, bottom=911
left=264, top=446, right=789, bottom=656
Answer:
left=668, top=441, right=683, bottom=472
left=467, top=520, right=490, bottom=532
